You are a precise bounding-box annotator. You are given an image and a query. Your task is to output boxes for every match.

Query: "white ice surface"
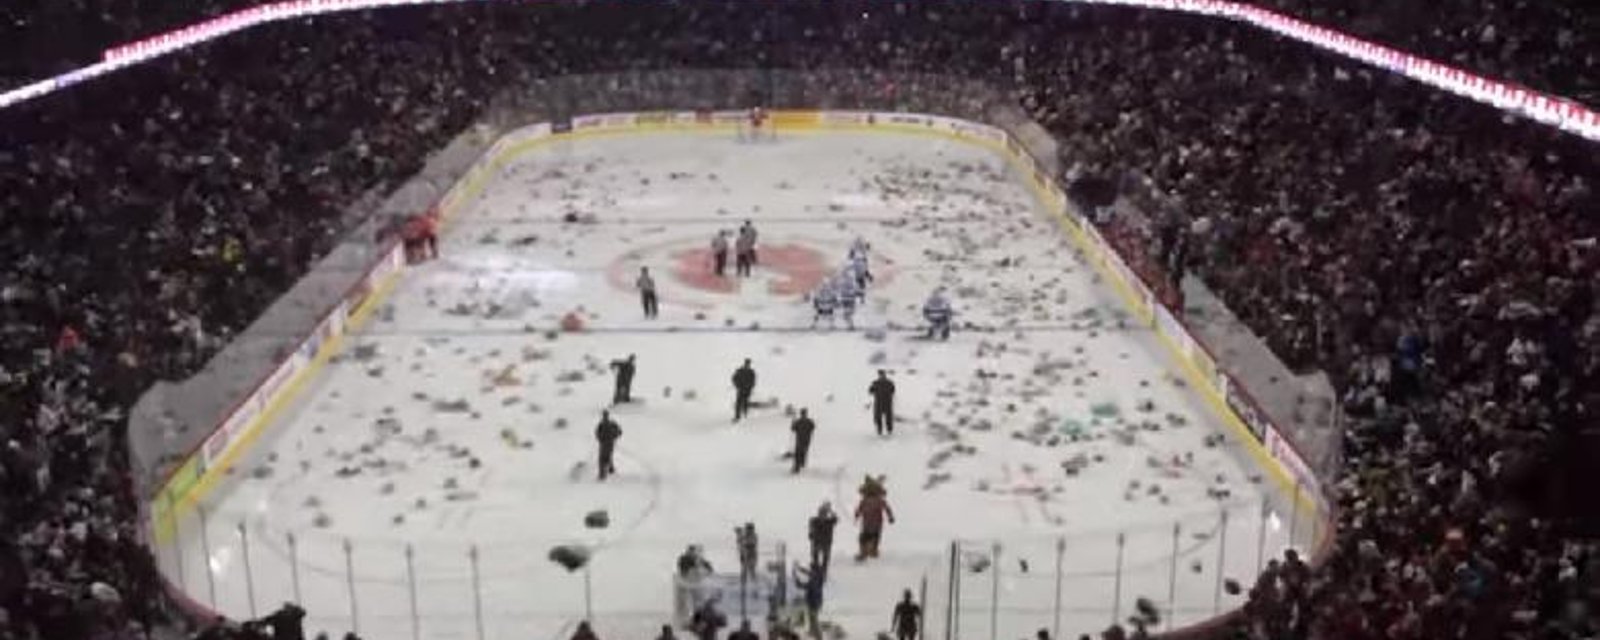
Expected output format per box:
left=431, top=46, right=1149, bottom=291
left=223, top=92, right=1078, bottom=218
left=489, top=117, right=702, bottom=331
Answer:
left=157, top=131, right=1303, bottom=640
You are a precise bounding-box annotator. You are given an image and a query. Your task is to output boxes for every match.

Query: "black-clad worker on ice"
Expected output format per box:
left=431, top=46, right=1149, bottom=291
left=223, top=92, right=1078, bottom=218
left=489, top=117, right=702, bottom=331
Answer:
left=609, top=354, right=636, bottom=405
left=891, top=590, right=922, bottom=640
left=732, top=359, right=756, bottom=423
left=262, top=603, right=306, bottom=640
left=869, top=370, right=895, bottom=437
left=790, top=408, right=816, bottom=473
left=922, top=288, right=952, bottom=340
left=808, top=502, right=838, bottom=572
left=736, top=522, right=759, bottom=581
left=690, top=598, right=727, bottom=640
left=677, top=544, right=713, bottom=578
left=595, top=411, right=621, bottom=481
left=727, top=620, right=760, bottom=640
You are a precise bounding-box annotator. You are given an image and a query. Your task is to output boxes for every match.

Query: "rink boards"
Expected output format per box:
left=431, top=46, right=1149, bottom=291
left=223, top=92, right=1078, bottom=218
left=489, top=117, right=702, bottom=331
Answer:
left=145, top=108, right=1329, bottom=624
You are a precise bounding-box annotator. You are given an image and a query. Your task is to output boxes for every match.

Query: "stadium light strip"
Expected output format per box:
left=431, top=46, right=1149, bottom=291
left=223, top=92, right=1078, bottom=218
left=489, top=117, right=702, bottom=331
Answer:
left=1, top=0, right=1596, bottom=142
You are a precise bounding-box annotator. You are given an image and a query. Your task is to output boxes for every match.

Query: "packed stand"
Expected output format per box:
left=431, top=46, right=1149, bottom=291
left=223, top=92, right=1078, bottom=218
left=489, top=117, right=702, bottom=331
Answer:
left=1244, top=0, right=1599, bottom=106
left=1005, top=9, right=1600, bottom=640
left=0, top=6, right=508, bottom=639
left=1, top=2, right=1597, bottom=640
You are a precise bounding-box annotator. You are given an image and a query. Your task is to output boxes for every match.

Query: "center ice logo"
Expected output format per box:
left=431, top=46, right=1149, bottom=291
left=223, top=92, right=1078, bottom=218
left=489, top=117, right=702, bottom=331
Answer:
left=607, top=236, right=847, bottom=302
left=669, top=243, right=830, bottom=295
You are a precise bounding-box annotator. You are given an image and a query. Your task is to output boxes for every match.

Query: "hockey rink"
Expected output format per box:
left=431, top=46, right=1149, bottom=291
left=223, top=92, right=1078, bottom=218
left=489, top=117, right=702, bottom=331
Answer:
left=157, top=128, right=1305, bottom=640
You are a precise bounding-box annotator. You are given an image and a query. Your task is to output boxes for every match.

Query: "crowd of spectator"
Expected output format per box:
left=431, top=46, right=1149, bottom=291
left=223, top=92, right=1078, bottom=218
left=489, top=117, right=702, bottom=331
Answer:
left=0, top=2, right=1595, bottom=640
left=1010, top=9, right=1599, bottom=640
left=1252, top=0, right=1598, bottom=106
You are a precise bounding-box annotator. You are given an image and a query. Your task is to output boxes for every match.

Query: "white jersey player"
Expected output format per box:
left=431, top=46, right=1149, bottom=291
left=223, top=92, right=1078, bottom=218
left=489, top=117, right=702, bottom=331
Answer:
left=834, top=269, right=862, bottom=305
left=847, top=251, right=872, bottom=292
left=836, top=275, right=858, bottom=330
left=811, top=282, right=838, bottom=329
left=848, top=237, right=870, bottom=261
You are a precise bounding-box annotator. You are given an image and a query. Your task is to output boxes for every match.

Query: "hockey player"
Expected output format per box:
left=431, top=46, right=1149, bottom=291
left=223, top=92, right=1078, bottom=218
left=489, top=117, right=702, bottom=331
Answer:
left=838, top=268, right=864, bottom=300
left=748, top=107, right=769, bottom=140
left=732, top=359, right=757, bottom=423
left=854, top=481, right=895, bottom=561
left=836, top=277, right=858, bottom=331
left=595, top=411, right=622, bottom=481
left=711, top=231, right=731, bottom=277
left=921, top=289, right=952, bottom=340
left=846, top=248, right=872, bottom=293
left=402, top=211, right=439, bottom=263
left=869, top=370, right=896, bottom=436
left=808, top=503, right=838, bottom=572
left=793, top=562, right=826, bottom=640
left=848, top=237, right=870, bottom=262
left=609, top=354, right=637, bottom=405
left=790, top=409, right=816, bottom=473
left=638, top=267, right=660, bottom=319
left=738, top=220, right=759, bottom=264
left=736, top=523, right=759, bottom=582
left=810, top=283, right=837, bottom=329
left=735, top=229, right=756, bottom=278
left=838, top=267, right=864, bottom=310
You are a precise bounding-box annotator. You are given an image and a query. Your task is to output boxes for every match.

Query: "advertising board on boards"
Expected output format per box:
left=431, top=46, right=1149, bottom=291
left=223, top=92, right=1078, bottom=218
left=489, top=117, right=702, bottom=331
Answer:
left=1190, top=338, right=1223, bottom=394
left=200, top=426, right=231, bottom=469
left=821, top=111, right=871, bottom=126
left=1083, top=223, right=1152, bottom=321
left=1265, top=426, right=1320, bottom=494
left=574, top=113, right=639, bottom=130
left=884, top=114, right=928, bottom=127
left=1223, top=373, right=1270, bottom=443
left=771, top=110, right=819, bottom=127
left=949, top=120, right=1006, bottom=144
left=1004, top=136, right=1028, bottom=165
left=1154, top=306, right=1192, bottom=362
left=635, top=112, right=672, bottom=126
